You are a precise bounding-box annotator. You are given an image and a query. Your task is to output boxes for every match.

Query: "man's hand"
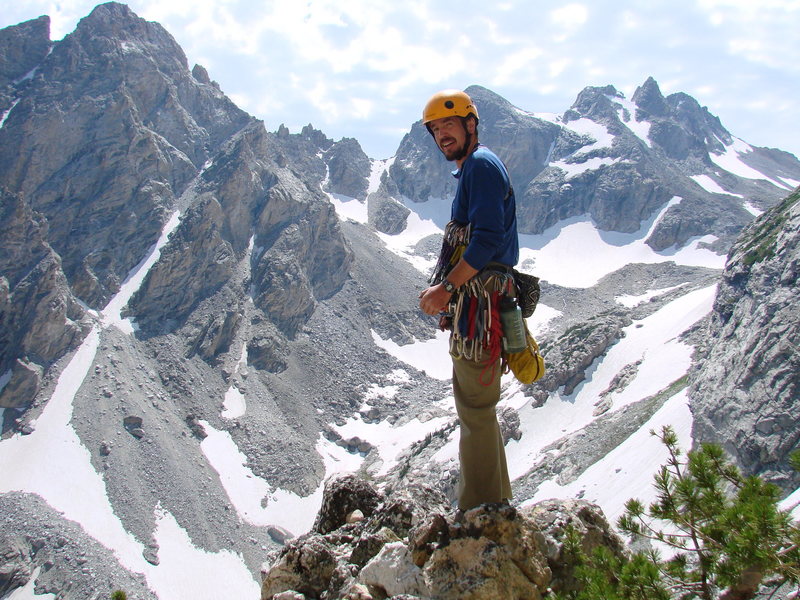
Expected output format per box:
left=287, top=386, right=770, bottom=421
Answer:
left=418, top=284, right=452, bottom=316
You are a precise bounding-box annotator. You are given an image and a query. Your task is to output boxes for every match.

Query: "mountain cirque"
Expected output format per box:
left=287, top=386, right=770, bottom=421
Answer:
left=1, top=3, right=799, bottom=599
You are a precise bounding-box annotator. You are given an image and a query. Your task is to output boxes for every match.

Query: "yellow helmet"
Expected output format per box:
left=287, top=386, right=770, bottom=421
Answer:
left=422, top=89, right=478, bottom=125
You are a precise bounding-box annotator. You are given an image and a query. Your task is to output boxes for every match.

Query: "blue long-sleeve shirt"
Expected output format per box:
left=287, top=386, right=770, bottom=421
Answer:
left=451, top=145, right=519, bottom=270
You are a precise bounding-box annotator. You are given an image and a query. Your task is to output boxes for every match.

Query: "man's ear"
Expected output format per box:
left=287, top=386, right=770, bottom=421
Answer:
left=465, top=115, right=478, bottom=135
left=466, top=117, right=475, bottom=134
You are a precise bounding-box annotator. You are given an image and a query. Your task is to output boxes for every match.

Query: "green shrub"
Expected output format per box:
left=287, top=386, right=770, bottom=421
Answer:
left=555, top=426, right=800, bottom=600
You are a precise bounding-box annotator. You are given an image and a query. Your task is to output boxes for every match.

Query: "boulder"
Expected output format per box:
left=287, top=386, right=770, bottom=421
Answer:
left=312, top=474, right=382, bottom=535
left=526, top=498, right=627, bottom=594
left=0, top=359, right=42, bottom=409
left=408, top=503, right=551, bottom=600
left=368, top=193, right=411, bottom=235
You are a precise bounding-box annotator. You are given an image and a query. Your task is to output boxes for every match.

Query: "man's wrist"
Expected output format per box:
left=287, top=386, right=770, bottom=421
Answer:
left=442, top=279, right=457, bottom=294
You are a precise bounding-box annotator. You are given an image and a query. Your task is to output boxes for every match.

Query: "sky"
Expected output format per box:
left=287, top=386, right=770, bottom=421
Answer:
left=2, top=0, right=799, bottom=160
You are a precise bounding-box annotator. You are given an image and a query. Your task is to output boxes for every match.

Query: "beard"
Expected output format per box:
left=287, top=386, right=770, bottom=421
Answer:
left=440, top=132, right=472, bottom=162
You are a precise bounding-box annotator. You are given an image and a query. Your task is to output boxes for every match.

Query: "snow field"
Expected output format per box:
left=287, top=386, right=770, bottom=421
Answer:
left=518, top=198, right=725, bottom=289
left=505, top=284, right=717, bottom=482
left=526, top=388, right=693, bottom=524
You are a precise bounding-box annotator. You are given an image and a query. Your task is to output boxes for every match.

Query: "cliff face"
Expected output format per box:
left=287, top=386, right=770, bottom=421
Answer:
left=0, top=3, right=253, bottom=309
left=690, top=188, right=800, bottom=491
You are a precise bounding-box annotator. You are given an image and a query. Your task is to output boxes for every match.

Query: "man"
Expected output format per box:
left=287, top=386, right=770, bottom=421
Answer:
left=418, top=89, right=519, bottom=511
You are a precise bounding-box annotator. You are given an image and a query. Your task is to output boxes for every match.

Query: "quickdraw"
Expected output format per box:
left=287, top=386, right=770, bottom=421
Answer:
left=431, top=219, right=519, bottom=384
left=447, top=270, right=517, bottom=384
left=430, top=220, right=471, bottom=286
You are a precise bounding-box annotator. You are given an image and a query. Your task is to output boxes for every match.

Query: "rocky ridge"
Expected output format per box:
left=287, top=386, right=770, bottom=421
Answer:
left=259, top=474, right=625, bottom=600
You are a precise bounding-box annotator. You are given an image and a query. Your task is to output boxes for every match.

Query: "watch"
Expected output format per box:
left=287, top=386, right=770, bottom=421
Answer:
left=442, top=279, right=457, bottom=294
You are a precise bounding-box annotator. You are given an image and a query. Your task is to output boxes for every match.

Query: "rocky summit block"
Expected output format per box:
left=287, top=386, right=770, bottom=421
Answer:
left=260, top=474, right=625, bottom=600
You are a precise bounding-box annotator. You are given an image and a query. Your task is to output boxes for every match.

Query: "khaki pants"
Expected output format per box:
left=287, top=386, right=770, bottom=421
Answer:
left=452, top=353, right=513, bottom=510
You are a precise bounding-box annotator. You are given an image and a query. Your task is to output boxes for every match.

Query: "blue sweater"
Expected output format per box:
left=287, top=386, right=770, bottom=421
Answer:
left=451, top=145, right=519, bottom=270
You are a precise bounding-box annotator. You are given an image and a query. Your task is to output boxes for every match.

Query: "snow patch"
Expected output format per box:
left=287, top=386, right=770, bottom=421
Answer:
left=221, top=386, right=246, bottom=420
left=780, top=486, right=800, bottom=520
left=561, top=118, right=615, bottom=153
left=778, top=176, right=799, bottom=189
left=101, top=211, right=181, bottom=333
left=368, top=157, right=394, bottom=195
left=742, top=201, right=764, bottom=217
left=3, top=568, right=56, bottom=600
left=329, top=193, right=368, bottom=224
left=333, top=412, right=452, bottom=476
left=531, top=111, right=562, bottom=124
left=371, top=329, right=452, bottom=380
left=551, top=156, right=620, bottom=180
left=222, top=344, right=248, bottom=419
left=200, top=420, right=363, bottom=535
left=526, top=304, right=563, bottom=335
left=376, top=209, right=445, bottom=274
left=0, top=99, right=20, bottom=129
left=690, top=174, right=744, bottom=198
left=147, top=506, right=260, bottom=599
left=615, top=285, right=683, bottom=308
left=608, top=95, right=652, bottom=147
left=120, top=40, right=144, bottom=54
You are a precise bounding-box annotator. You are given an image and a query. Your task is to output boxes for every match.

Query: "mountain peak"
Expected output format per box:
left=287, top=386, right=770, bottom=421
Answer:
left=71, top=1, right=188, bottom=68
left=632, top=76, right=669, bottom=117
left=463, top=84, right=519, bottom=115
left=565, top=83, right=622, bottom=123
left=80, top=2, right=141, bottom=32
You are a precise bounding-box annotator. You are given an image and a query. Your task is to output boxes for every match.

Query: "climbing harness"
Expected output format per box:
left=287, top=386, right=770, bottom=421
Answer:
left=429, top=219, right=545, bottom=385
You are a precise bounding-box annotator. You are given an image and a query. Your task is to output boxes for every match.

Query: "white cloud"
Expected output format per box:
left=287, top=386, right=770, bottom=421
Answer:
left=492, top=48, right=544, bottom=87
left=1, top=0, right=799, bottom=160
left=695, top=0, right=800, bottom=70
left=550, top=3, right=589, bottom=41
